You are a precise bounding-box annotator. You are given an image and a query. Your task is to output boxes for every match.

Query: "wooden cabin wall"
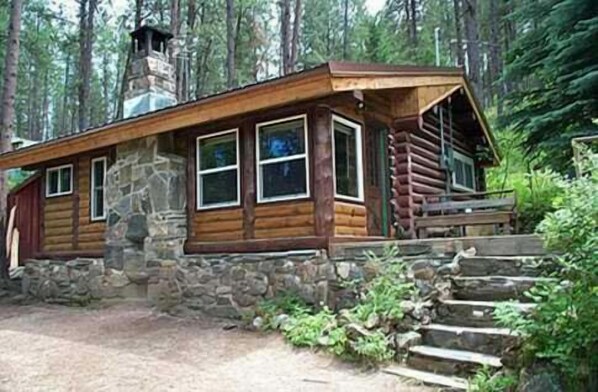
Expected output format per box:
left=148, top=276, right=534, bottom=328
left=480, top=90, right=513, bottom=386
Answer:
left=41, top=152, right=108, bottom=255
left=43, top=194, right=75, bottom=252
left=77, top=155, right=106, bottom=251
left=190, top=208, right=244, bottom=242
left=334, top=202, right=367, bottom=236
left=394, top=106, right=480, bottom=235
left=254, top=201, right=315, bottom=239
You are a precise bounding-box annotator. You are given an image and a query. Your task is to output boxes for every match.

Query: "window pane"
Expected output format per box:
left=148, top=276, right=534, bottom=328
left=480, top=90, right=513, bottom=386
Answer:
left=94, top=189, right=105, bottom=218
left=48, top=170, right=59, bottom=195
left=201, top=169, right=238, bottom=206
left=261, top=159, right=307, bottom=199
left=93, top=160, right=105, bottom=188
left=334, top=122, right=359, bottom=198
left=464, top=162, right=474, bottom=189
left=259, top=119, right=305, bottom=160
left=454, top=160, right=465, bottom=186
left=199, top=133, right=237, bottom=170
left=60, top=167, right=71, bottom=193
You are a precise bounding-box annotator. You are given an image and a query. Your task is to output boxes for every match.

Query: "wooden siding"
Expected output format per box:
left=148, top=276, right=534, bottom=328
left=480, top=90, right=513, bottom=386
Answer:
left=393, top=106, right=480, bottom=236
left=77, top=156, right=105, bottom=251
left=254, top=201, right=315, bottom=239
left=191, top=208, right=244, bottom=242
left=44, top=195, right=74, bottom=252
left=334, top=202, right=368, bottom=236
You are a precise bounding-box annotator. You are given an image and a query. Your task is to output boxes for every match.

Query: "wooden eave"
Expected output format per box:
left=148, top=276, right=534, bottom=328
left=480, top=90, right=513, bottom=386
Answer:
left=0, top=61, right=498, bottom=169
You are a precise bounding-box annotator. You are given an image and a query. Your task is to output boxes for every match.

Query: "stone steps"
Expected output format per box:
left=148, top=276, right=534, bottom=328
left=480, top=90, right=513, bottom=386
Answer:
left=407, top=345, right=502, bottom=377
left=458, top=256, right=548, bottom=277
left=451, top=276, right=556, bottom=302
left=436, top=299, right=535, bottom=328
left=383, top=365, right=468, bottom=390
left=419, top=323, right=519, bottom=357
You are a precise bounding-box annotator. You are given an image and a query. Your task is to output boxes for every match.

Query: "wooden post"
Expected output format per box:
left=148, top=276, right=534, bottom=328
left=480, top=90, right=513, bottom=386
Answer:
left=312, top=105, right=334, bottom=238
left=73, top=159, right=80, bottom=250
left=186, top=134, right=195, bottom=241
left=242, top=121, right=255, bottom=239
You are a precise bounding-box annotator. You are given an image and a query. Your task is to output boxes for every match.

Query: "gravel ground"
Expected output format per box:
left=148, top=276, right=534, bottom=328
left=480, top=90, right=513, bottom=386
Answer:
left=0, top=302, right=432, bottom=392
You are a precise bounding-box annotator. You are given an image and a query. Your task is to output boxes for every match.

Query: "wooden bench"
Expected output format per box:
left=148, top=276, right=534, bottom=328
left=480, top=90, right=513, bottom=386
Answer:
left=415, top=190, right=517, bottom=238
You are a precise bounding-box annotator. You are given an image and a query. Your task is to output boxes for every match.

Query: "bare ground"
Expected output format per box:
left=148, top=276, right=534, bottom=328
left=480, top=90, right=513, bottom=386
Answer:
left=0, top=302, right=433, bottom=392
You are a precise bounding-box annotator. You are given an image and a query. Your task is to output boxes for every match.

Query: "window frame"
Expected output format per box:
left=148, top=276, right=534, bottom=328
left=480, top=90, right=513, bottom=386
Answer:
left=45, top=163, right=74, bottom=198
left=196, top=128, right=241, bottom=210
left=452, top=150, right=476, bottom=192
left=256, top=114, right=310, bottom=204
left=331, top=114, right=365, bottom=203
left=90, top=156, right=107, bottom=221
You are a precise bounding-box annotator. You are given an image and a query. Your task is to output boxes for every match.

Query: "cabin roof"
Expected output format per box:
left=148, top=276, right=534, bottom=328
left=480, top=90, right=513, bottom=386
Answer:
left=0, top=61, right=498, bottom=169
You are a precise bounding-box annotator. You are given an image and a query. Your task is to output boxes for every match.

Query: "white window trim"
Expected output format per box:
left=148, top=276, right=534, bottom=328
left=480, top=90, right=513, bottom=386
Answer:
left=90, top=156, right=107, bottom=221
left=256, top=114, right=310, bottom=204
left=45, top=163, right=74, bottom=198
left=452, top=150, right=476, bottom=192
left=331, top=114, right=365, bottom=203
left=196, top=128, right=241, bottom=210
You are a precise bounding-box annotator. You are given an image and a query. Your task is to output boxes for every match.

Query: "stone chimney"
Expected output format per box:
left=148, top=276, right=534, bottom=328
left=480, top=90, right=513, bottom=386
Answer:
left=123, top=26, right=177, bottom=118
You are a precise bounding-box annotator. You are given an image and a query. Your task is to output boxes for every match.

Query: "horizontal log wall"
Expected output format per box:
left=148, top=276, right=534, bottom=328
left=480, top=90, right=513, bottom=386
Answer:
left=254, top=201, right=315, bottom=239
left=190, top=208, right=244, bottom=242
left=44, top=195, right=74, bottom=252
left=334, top=202, right=367, bottom=236
left=77, top=156, right=105, bottom=251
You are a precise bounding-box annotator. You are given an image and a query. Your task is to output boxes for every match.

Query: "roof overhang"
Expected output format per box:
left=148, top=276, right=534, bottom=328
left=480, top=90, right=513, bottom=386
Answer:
left=0, top=62, right=499, bottom=169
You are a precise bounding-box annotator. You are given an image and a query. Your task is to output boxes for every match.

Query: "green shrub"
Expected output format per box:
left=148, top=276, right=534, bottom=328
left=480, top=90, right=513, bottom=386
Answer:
left=486, top=130, right=564, bottom=233
left=495, top=148, right=598, bottom=389
left=254, top=291, right=312, bottom=330
left=468, top=366, right=517, bottom=392
left=267, top=246, right=415, bottom=365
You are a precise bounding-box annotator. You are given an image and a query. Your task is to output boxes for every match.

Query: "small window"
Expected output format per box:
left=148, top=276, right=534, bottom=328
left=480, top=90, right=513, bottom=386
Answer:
left=196, top=129, right=240, bottom=209
left=256, top=115, right=309, bottom=203
left=46, top=164, right=73, bottom=197
left=453, top=151, right=476, bottom=191
left=333, top=115, right=364, bottom=201
left=91, top=157, right=107, bottom=220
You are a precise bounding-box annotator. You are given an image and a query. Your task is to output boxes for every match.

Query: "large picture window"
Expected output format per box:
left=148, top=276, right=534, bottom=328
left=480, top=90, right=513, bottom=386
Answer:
left=91, top=157, right=107, bottom=221
left=46, top=164, right=73, bottom=197
left=333, top=115, right=364, bottom=201
left=452, top=150, right=476, bottom=191
left=256, top=115, right=309, bottom=203
left=196, top=129, right=240, bottom=209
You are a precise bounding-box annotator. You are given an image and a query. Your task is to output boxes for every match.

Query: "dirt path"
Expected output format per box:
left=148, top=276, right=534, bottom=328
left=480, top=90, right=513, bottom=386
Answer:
left=0, top=303, right=431, bottom=392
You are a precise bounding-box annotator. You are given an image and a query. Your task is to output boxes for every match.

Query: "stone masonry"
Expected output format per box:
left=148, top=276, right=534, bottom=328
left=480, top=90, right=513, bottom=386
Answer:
left=104, top=135, right=187, bottom=285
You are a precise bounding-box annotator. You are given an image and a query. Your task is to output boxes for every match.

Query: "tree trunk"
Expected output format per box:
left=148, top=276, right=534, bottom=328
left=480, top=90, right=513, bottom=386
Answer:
left=488, top=0, right=503, bottom=111
left=226, top=0, right=236, bottom=88
left=453, top=0, right=464, bottom=66
left=290, top=0, right=301, bottom=70
left=409, top=0, right=418, bottom=49
left=78, top=0, right=95, bottom=132
left=280, top=0, right=291, bottom=74
left=169, top=0, right=182, bottom=100
left=463, top=0, right=481, bottom=98
left=0, top=0, right=22, bottom=279
left=135, top=0, right=144, bottom=27
left=342, top=0, right=349, bottom=60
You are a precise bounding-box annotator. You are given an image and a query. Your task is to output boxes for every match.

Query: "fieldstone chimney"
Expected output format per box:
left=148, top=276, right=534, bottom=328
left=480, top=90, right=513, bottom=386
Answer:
left=123, top=26, right=177, bottom=118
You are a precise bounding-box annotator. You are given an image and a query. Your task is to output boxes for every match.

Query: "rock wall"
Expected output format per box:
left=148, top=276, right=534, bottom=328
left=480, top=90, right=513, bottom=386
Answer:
left=147, top=251, right=334, bottom=319
left=21, top=259, right=144, bottom=305
left=105, top=135, right=187, bottom=280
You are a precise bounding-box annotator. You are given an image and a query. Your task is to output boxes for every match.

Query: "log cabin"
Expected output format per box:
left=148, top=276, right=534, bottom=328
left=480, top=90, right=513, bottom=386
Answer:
left=0, top=26, right=499, bottom=266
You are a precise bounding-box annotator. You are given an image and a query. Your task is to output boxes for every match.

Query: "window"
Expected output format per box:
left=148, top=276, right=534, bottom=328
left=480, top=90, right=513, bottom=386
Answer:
left=333, top=115, right=364, bottom=201
left=256, top=115, right=309, bottom=203
left=452, top=151, right=476, bottom=191
left=196, top=129, right=240, bottom=209
left=46, top=164, right=73, bottom=197
left=91, top=157, right=107, bottom=221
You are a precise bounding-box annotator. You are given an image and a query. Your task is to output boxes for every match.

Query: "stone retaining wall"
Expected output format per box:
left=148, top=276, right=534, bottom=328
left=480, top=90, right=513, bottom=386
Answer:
left=20, top=250, right=456, bottom=315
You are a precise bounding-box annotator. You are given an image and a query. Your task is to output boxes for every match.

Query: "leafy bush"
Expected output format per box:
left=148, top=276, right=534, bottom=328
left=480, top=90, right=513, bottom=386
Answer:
left=468, top=366, right=517, bottom=392
left=486, top=130, right=564, bottom=233
left=254, top=291, right=312, bottom=330
left=495, top=148, right=598, bottom=389
left=262, top=246, right=415, bottom=365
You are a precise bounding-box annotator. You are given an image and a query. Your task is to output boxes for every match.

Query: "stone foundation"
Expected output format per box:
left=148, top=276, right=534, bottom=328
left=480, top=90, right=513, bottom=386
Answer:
left=20, top=248, right=456, bottom=315
left=21, top=259, right=144, bottom=305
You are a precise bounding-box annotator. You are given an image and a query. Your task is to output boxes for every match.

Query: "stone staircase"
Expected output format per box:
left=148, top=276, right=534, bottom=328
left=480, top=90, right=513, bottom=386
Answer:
left=385, top=252, right=552, bottom=390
